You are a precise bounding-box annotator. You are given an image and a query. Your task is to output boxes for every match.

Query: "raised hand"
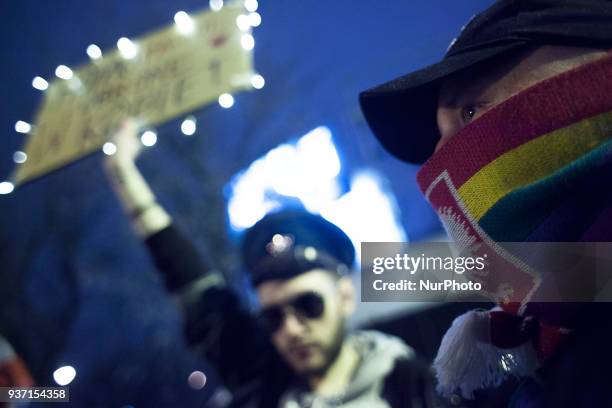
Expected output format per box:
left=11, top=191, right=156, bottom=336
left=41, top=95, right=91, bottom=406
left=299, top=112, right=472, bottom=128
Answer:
left=102, top=119, right=171, bottom=237
left=107, top=119, right=143, bottom=165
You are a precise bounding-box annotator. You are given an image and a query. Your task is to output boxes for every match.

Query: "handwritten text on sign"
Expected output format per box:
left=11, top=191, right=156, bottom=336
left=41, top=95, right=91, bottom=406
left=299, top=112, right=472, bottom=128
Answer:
left=14, top=4, right=253, bottom=184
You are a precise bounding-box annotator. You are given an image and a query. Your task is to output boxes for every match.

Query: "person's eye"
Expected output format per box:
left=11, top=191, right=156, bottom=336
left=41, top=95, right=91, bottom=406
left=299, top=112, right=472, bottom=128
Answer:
left=461, top=105, right=478, bottom=123
left=460, top=102, right=491, bottom=124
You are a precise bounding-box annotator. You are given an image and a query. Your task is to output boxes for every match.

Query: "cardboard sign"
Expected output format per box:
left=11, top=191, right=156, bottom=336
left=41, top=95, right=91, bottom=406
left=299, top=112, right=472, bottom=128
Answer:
left=14, top=4, right=254, bottom=184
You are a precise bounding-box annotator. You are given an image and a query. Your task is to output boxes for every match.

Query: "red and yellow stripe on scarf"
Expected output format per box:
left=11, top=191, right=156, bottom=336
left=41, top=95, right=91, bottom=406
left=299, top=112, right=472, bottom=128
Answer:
left=416, top=52, right=612, bottom=306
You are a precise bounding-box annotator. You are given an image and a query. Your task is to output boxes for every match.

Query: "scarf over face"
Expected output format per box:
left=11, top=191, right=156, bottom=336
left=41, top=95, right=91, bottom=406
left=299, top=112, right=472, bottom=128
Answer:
left=417, top=51, right=612, bottom=398
left=417, top=51, right=612, bottom=308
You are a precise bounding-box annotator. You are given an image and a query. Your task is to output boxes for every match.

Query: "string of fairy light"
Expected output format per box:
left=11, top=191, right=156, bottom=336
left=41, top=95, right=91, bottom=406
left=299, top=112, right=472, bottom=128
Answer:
left=1, top=0, right=263, bottom=196
left=6, top=0, right=260, bottom=396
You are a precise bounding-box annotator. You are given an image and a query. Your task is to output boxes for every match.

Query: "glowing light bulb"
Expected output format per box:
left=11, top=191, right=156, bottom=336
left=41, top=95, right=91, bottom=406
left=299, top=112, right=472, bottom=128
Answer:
left=244, top=0, right=258, bottom=12
left=102, top=142, right=117, bottom=156
left=117, top=37, right=138, bottom=59
left=55, top=65, right=73, bottom=80
left=13, top=151, right=27, bottom=164
left=181, top=117, right=197, bottom=135
left=15, top=121, right=32, bottom=134
left=210, top=0, right=223, bottom=11
left=0, top=182, right=14, bottom=195
left=32, top=76, right=48, bottom=91
left=187, top=371, right=207, bottom=390
left=140, top=130, right=157, bottom=147
left=218, top=93, right=234, bottom=108
left=251, top=74, right=265, bottom=89
left=53, top=366, right=76, bottom=386
left=240, top=34, right=255, bottom=50
left=174, top=11, right=195, bottom=35
left=86, top=44, right=102, bottom=60
left=248, top=12, right=261, bottom=27
left=236, top=15, right=251, bottom=31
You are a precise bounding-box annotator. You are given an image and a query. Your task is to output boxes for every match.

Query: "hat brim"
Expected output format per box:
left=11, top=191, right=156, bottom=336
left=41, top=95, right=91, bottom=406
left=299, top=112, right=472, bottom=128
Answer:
left=359, top=41, right=527, bottom=164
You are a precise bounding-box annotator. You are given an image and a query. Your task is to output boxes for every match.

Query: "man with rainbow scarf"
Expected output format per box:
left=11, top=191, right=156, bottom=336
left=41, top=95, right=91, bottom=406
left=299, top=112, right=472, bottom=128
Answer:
left=360, top=0, right=612, bottom=406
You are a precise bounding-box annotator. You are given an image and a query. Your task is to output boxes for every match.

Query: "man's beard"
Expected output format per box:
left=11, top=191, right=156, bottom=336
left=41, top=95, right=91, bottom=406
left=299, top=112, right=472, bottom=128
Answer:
left=300, top=319, right=346, bottom=377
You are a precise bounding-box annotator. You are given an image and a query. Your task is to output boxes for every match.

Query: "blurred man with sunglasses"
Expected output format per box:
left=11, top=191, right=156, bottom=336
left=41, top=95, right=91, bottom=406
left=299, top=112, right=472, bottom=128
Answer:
left=104, top=129, right=436, bottom=407
left=240, top=210, right=434, bottom=407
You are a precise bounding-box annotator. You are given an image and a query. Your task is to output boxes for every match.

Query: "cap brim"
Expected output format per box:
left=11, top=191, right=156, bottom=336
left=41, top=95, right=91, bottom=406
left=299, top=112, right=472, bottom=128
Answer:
left=359, top=42, right=526, bottom=164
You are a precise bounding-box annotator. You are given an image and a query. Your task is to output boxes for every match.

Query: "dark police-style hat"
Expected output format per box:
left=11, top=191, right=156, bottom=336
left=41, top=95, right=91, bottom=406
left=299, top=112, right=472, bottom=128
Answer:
left=359, top=0, right=612, bottom=165
left=241, top=210, right=355, bottom=286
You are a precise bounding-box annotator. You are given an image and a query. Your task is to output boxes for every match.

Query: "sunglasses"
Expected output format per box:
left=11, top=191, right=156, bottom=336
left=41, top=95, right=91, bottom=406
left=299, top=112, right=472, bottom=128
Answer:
left=259, top=291, right=325, bottom=333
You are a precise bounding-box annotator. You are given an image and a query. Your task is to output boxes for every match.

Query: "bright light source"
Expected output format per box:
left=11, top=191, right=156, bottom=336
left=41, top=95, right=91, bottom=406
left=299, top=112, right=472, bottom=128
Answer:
left=304, top=247, right=317, bottom=261
left=271, top=234, right=293, bottom=252
left=55, top=65, right=73, bottom=80
left=236, top=15, right=250, bottom=31
left=296, top=127, right=339, bottom=177
left=264, top=145, right=299, bottom=196
left=240, top=34, right=255, bottom=50
left=140, top=130, right=157, bottom=147
left=117, top=37, right=138, bottom=59
left=86, top=44, right=102, bottom=60
left=228, top=161, right=281, bottom=229
left=244, top=0, right=258, bottom=12
left=181, top=117, right=197, bottom=135
left=53, top=366, right=76, bottom=386
left=248, top=12, right=261, bottom=27
left=321, top=171, right=407, bottom=260
left=102, top=142, right=117, bottom=156
left=210, top=0, right=223, bottom=11
left=13, top=151, right=27, bottom=164
left=187, top=371, right=207, bottom=390
left=251, top=74, right=265, bottom=89
left=15, top=121, right=32, bottom=134
left=226, top=126, right=344, bottom=230
left=174, top=11, right=195, bottom=35
left=68, top=77, right=83, bottom=92
left=218, top=93, right=234, bottom=108
left=260, top=127, right=341, bottom=207
left=0, top=182, right=14, bottom=195
left=32, top=76, right=48, bottom=91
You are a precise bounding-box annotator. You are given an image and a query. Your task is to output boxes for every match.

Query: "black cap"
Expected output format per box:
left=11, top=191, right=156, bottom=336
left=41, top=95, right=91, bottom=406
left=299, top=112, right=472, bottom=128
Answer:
left=359, top=0, right=612, bottom=164
left=241, top=210, right=355, bottom=286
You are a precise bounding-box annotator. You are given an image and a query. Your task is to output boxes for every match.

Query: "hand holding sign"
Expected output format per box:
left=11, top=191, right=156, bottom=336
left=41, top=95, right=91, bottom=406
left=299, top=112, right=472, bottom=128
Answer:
left=107, top=119, right=143, bottom=165
left=103, top=118, right=171, bottom=238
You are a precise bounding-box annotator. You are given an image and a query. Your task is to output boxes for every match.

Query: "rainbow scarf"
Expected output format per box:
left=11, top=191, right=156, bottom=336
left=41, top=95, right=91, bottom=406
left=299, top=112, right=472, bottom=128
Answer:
left=417, top=51, right=612, bottom=309
left=421, top=53, right=612, bottom=399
